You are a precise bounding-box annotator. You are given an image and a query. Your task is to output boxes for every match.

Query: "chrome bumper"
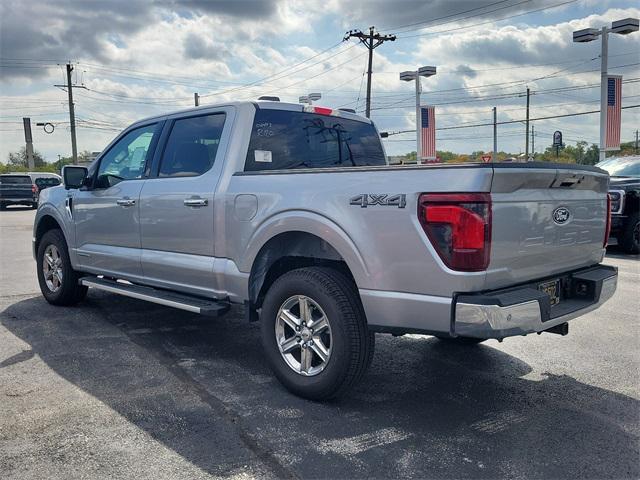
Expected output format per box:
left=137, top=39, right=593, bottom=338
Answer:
left=454, top=266, right=617, bottom=339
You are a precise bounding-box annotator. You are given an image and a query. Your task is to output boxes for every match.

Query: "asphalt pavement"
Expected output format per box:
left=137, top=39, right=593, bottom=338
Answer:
left=1, top=207, right=638, bottom=479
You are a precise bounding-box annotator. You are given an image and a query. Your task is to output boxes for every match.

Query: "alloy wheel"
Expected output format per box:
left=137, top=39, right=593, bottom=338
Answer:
left=275, top=295, right=332, bottom=376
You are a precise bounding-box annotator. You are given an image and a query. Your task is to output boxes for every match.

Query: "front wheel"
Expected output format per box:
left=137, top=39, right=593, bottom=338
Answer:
left=260, top=267, right=374, bottom=400
left=36, top=229, right=88, bottom=305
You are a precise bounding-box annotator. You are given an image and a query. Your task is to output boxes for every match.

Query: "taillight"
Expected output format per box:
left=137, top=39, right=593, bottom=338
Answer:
left=418, top=193, right=491, bottom=271
left=604, top=193, right=612, bottom=247
left=31, top=184, right=38, bottom=194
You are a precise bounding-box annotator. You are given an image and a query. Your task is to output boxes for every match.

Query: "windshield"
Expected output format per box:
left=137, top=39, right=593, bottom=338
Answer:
left=0, top=175, right=31, bottom=185
left=596, top=157, right=640, bottom=177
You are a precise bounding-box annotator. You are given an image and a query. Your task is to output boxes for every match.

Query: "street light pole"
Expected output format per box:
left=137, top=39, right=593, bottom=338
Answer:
left=573, top=18, right=639, bottom=163
left=599, top=26, right=609, bottom=163
left=415, top=76, right=422, bottom=164
left=400, top=66, right=436, bottom=164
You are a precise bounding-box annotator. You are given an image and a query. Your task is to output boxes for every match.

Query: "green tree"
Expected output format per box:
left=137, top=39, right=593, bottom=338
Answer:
left=7, top=147, right=46, bottom=168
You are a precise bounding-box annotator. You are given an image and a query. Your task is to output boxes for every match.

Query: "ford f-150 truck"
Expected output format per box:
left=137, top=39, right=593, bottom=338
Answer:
left=33, top=100, right=618, bottom=399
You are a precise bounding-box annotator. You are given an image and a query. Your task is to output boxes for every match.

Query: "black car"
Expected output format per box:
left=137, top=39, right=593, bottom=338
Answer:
left=596, top=156, right=640, bottom=253
left=0, top=174, right=39, bottom=210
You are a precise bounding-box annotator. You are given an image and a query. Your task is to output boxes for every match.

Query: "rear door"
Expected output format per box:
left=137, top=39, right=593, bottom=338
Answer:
left=72, top=122, right=162, bottom=280
left=486, top=165, right=609, bottom=289
left=139, top=109, right=230, bottom=298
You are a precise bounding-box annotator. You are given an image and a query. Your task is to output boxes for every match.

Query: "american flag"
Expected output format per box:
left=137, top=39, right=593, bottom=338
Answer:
left=420, top=105, right=436, bottom=161
left=606, top=75, right=622, bottom=151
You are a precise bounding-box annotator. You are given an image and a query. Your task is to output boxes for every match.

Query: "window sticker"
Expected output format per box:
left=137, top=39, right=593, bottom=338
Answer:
left=254, top=150, right=273, bottom=163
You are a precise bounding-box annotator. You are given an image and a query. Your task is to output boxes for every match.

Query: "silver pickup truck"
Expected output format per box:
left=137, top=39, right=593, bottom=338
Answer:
left=33, top=100, right=617, bottom=399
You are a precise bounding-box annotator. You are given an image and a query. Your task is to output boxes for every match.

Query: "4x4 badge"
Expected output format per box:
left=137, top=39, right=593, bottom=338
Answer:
left=350, top=194, right=406, bottom=209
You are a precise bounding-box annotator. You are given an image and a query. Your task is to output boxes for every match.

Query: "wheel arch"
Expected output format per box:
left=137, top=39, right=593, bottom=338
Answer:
left=34, top=214, right=64, bottom=255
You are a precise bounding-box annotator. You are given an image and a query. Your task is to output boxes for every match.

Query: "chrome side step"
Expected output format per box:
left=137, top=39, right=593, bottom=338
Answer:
left=79, top=277, right=229, bottom=316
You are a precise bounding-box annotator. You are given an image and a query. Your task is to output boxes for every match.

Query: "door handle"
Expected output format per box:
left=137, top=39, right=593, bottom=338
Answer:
left=116, top=198, right=136, bottom=207
left=183, top=198, right=208, bottom=207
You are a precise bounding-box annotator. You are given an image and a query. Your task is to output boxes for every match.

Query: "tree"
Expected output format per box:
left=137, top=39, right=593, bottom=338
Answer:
left=6, top=147, right=46, bottom=168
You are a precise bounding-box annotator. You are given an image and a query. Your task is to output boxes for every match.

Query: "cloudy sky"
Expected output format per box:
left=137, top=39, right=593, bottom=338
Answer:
left=1, top=0, right=638, bottom=162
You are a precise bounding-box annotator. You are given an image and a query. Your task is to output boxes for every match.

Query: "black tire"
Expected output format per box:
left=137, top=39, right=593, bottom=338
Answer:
left=31, top=202, right=38, bottom=209
left=619, top=212, right=639, bottom=254
left=260, top=267, right=374, bottom=400
left=36, top=229, right=88, bottom=306
left=435, top=335, right=486, bottom=345
left=0, top=203, right=6, bottom=211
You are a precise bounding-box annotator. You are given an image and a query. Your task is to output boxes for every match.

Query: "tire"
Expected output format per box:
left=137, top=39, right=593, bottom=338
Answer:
left=31, top=202, right=38, bottom=209
left=36, top=229, right=88, bottom=306
left=0, top=203, right=6, bottom=211
left=260, top=267, right=374, bottom=400
left=435, top=335, right=486, bottom=345
left=619, top=212, right=639, bottom=254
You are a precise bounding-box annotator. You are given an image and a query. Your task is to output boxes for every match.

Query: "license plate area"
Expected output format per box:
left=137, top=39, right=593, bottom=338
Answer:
left=539, top=279, right=561, bottom=306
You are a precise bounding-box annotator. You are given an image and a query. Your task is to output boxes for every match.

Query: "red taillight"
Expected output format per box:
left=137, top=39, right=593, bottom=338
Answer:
left=418, top=193, right=491, bottom=271
left=31, top=184, right=38, bottom=194
left=312, top=106, right=333, bottom=116
left=604, top=193, right=612, bottom=247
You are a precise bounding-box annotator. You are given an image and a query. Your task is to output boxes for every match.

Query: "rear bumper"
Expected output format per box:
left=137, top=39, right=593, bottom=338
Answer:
left=1, top=197, right=36, bottom=204
left=361, top=264, right=617, bottom=339
left=453, top=265, right=617, bottom=339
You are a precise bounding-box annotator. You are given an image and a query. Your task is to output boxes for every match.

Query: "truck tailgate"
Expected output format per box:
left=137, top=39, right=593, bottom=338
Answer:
left=486, top=165, right=609, bottom=289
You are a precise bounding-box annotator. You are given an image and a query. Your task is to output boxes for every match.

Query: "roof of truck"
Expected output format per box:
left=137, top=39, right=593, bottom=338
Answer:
left=130, top=100, right=372, bottom=130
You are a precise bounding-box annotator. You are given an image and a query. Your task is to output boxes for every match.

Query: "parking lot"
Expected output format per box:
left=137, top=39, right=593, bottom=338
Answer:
left=0, top=207, right=638, bottom=479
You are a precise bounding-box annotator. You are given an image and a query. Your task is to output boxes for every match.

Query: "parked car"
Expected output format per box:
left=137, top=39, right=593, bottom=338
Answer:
left=0, top=173, right=39, bottom=209
left=26, top=172, right=62, bottom=192
left=596, top=156, right=640, bottom=253
left=32, top=100, right=617, bottom=399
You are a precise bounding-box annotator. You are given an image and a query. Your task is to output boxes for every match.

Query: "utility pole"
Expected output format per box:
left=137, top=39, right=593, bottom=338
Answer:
left=22, top=117, right=35, bottom=169
left=344, top=27, right=396, bottom=118
left=493, top=107, right=497, bottom=161
left=525, top=87, right=530, bottom=159
left=635, top=129, right=638, bottom=153
left=66, top=64, right=78, bottom=164
left=54, top=63, right=88, bottom=164
left=194, top=93, right=200, bottom=106
left=531, top=124, right=535, bottom=160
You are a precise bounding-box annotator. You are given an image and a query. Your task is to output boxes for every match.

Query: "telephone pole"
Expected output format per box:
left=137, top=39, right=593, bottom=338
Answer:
left=525, top=87, right=530, bottom=158
left=54, top=63, right=85, bottom=164
left=635, top=129, right=639, bottom=153
left=492, top=107, right=497, bottom=161
left=344, top=27, right=396, bottom=118
left=194, top=93, right=200, bottom=106
left=531, top=124, right=535, bottom=160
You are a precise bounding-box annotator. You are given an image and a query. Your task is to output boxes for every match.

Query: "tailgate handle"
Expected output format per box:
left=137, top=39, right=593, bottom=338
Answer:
left=552, top=175, right=584, bottom=188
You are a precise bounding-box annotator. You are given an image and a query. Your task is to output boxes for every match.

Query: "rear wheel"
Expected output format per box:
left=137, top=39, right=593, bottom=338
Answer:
left=31, top=201, right=38, bottom=209
left=37, top=229, right=87, bottom=305
left=260, top=267, right=374, bottom=400
left=620, top=212, right=639, bottom=254
left=0, top=203, right=6, bottom=211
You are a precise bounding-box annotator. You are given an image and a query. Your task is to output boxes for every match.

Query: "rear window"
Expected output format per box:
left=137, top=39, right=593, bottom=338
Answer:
left=0, top=175, right=31, bottom=185
left=244, top=109, right=386, bottom=171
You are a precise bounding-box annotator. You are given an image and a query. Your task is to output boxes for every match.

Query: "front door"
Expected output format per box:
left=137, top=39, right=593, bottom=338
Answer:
left=139, top=111, right=228, bottom=297
left=73, top=122, right=161, bottom=280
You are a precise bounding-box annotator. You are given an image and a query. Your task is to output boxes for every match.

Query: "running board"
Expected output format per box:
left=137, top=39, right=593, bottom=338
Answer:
left=79, top=277, right=229, bottom=316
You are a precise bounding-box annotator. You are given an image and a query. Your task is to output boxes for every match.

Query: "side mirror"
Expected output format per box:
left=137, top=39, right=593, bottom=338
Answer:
left=62, top=165, right=88, bottom=190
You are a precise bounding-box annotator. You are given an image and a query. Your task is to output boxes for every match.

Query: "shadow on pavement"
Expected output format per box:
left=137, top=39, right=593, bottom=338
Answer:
left=2, top=292, right=638, bottom=479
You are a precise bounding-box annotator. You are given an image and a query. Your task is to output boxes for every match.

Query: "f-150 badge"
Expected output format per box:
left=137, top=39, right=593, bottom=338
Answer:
left=350, top=194, right=406, bottom=208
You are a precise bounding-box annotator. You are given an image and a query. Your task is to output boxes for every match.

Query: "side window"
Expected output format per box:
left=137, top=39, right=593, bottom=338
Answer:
left=96, top=124, right=157, bottom=187
left=159, top=113, right=226, bottom=177
left=244, top=109, right=386, bottom=171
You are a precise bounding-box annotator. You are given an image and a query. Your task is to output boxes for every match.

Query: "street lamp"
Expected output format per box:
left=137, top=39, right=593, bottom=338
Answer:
left=573, top=18, right=639, bottom=162
left=299, top=92, right=322, bottom=105
left=400, top=66, right=436, bottom=163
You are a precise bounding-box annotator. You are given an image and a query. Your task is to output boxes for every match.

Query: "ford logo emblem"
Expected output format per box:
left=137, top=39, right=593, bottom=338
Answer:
left=553, top=207, right=571, bottom=225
